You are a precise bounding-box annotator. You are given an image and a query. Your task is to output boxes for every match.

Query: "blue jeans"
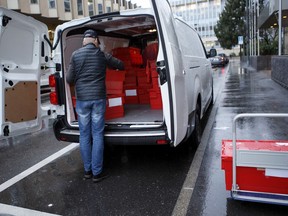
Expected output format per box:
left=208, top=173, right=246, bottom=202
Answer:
left=76, top=99, right=106, bottom=176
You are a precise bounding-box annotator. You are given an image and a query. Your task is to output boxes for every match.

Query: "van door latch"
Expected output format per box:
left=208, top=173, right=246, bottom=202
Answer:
left=2, top=15, right=12, bottom=27
left=157, top=67, right=167, bottom=85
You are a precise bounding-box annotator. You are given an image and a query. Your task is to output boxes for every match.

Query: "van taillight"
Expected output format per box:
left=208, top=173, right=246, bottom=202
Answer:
left=49, top=74, right=58, bottom=105
left=49, top=74, right=56, bottom=87
left=156, top=139, right=168, bottom=145
left=50, top=92, right=58, bottom=105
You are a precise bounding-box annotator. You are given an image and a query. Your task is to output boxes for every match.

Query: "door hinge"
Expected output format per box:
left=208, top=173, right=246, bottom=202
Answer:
left=3, top=125, right=9, bottom=136
left=2, top=15, right=12, bottom=27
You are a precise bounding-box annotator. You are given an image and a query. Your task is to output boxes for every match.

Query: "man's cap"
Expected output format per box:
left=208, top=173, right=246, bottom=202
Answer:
left=84, top=29, right=98, bottom=38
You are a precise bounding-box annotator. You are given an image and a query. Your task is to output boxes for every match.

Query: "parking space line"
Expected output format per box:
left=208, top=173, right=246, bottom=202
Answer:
left=0, top=203, right=61, bottom=216
left=172, top=65, right=228, bottom=216
left=172, top=105, right=218, bottom=216
left=0, top=142, right=79, bottom=193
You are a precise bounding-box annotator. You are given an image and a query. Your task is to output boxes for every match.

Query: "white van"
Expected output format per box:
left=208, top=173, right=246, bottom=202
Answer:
left=0, top=0, right=214, bottom=147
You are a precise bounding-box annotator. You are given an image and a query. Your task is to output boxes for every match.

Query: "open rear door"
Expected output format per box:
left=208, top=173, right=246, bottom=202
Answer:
left=151, top=0, right=188, bottom=146
left=0, top=7, right=50, bottom=139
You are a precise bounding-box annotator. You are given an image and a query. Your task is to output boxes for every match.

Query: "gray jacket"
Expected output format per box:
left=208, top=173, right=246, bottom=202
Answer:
left=66, top=43, right=124, bottom=100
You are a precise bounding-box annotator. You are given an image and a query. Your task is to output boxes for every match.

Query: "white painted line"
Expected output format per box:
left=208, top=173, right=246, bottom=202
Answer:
left=172, top=106, right=218, bottom=216
left=0, top=203, right=61, bottom=216
left=183, top=187, right=194, bottom=190
left=214, top=127, right=230, bottom=130
left=0, top=142, right=79, bottom=193
left=172, top=64, right=228, bottom=216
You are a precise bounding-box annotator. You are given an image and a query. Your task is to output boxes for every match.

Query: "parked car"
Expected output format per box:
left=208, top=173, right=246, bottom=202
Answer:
left=218, top=53, right=229, bottom=64
left=210, top=53, right=229, bottom=67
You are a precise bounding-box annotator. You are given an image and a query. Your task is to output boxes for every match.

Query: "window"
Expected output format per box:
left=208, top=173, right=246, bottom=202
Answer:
left=31, top=0, right=38, bottom=4
left=48, top=0, right=56, bottom=9
left=106, top=6, right=111, bottom=13
left=64, top=0, right=71, bottom=12
left=120, top=0, right=124, bottom=6
left=88, top=0, right=94, bottom=16
left=78, top=0, right=83, bottom=15
left=98, top=4, right=103, bottom=14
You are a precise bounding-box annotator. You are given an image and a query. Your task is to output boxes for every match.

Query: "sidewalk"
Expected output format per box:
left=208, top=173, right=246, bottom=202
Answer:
left=187, top=59, right=288, bottom=216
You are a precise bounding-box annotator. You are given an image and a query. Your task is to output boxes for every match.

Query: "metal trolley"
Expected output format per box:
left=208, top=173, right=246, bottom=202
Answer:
left=222, top=113, right=288, bottom=205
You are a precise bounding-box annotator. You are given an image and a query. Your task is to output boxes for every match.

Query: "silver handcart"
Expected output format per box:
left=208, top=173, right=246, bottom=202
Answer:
left=221, top=113, right=288, bottom=205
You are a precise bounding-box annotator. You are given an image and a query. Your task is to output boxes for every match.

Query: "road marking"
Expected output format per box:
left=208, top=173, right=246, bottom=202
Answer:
left=214, top=126, right=230, bottom=130
left=0, top=203, right=61, bottom=216
left=172, top=64, right=228, bottom=216
left=183, top=187, right=194, bottom=190
left=0, top=142, right=79, bottom=193
left=172, top=105, right=218, bottom=216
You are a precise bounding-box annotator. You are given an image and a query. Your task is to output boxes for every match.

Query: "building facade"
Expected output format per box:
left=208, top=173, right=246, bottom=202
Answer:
left=169, top=0, right=227, bottom=51
left=258, top=0, right=288, bottom=54
left=0, top=0, right=135, bottom=38
left=256, top=0, right=288, bottom=89
left=0, top=0, right=241, bottom=55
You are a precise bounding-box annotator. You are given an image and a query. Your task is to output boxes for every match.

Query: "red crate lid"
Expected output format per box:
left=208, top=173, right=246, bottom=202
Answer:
left=222, top=140, right=288, bottom=161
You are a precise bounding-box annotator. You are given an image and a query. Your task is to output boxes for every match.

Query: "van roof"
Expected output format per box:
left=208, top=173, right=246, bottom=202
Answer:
left=83, top=13, right=156, bottom=38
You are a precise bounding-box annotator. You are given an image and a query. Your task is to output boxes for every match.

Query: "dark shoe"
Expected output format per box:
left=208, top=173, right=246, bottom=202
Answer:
left=92, top=171, right=109, bottom=183
left=83, top=170, right=92, bottom=179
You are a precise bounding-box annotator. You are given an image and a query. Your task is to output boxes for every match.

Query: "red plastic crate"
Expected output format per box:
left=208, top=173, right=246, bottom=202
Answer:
left=106, top=70, right=126, bottom=95
left=106, top=81, right=124, bottom=95
left=138, top=87, right=150, bottom=104
left=137, top=75, right=149, bottom=85
left=105, top=105, right=124, bottom=120
left=150, top=68, right=158, bottom=78
left=149, top=90, right=162, bottom=109
left=139, top=94, right=150, bottom=104
left=112, top=47, right=140, bottom=57
left=137, top=88, right=148, bottom=95
left=124, top=75, right=137, bottom=86
left=125, top=96, right=138, bottom=104
left=151, top=77, right=160, bottom=90
left=136, top=69, right=146, bottom=76
left=112, top=47, right=143, bottom=66
left=131, top=54, right=143, bottom=66
left=124, top=87, right=138, bottom=104
left=125, top=67, right=136, bottom=76
left=221, top=140, right=288, bottom=194
left=128, top=47, right=141, bottom=55
left=105, top=95, right=124, bottom=120
left=146, top=60, right=158, bottom=78
left=144, top=43, right=158, bottom=61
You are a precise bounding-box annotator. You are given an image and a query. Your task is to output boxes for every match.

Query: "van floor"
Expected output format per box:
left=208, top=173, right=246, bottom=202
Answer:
left=106, top=104, right=163, bottom=123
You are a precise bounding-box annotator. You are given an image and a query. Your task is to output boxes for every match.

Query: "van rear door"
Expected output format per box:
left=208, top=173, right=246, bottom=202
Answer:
left=151, top=0, right=188, bottom=146
left=0, top=7, right=50, bottom=139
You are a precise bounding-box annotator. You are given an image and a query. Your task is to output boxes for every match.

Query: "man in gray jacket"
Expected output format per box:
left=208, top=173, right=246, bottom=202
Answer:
left=66, top=29, right=124, bottom=183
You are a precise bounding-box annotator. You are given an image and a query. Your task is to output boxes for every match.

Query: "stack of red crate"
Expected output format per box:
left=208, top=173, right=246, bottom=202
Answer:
left=111, top=47, right=162, bottom=109
left=147, top=60, right=162, bottom=109
left=112, top=47, right=143, bottom=104
left=137, top=68, right=152, bottom=104
left=112, top=47, right=143, bottom=68
left=105, top=69, right=126, bottom=120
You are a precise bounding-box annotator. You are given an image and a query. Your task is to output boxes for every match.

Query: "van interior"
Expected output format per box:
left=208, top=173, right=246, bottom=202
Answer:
left=61, top=14, right=164, bottom=128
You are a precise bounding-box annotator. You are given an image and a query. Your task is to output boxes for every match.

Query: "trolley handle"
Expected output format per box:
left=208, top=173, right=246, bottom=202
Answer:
left=231, top=113, right=288, bottom=192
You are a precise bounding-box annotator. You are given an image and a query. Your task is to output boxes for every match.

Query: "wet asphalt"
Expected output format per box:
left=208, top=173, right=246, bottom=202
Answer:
left=187, top=59, right=288, bottom=215
left=0, top=58, right=287, bottom=215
